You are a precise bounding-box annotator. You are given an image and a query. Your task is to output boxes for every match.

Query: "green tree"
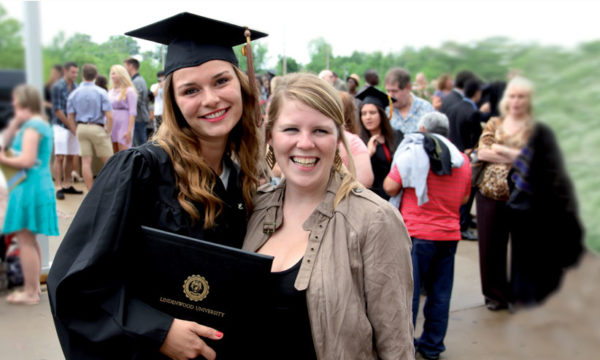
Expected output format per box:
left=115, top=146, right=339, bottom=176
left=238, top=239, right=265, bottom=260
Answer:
left=277, top=55, right=301, bottom=75
left=305, top=37, right=332, bottom=73
left=0, top=4, right=24, bottom=69
left=233, top=41, right=269, bottom=73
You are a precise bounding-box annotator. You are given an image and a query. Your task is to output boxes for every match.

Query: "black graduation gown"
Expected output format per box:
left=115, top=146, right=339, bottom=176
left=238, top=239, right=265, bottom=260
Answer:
left=507, top=123, right=584, bottom=306
left=370, top=130, right=404, bottom=200
left=47, top=143, right=248, bottom=359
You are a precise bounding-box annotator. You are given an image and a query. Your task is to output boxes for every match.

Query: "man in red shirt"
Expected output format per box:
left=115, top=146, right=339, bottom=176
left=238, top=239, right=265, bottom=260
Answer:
left=384, top=111, right=471, bottom=360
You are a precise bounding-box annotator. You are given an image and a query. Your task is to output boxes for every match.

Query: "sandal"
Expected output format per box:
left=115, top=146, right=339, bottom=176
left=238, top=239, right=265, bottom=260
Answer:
left=6, top=291, right=40, bottom=305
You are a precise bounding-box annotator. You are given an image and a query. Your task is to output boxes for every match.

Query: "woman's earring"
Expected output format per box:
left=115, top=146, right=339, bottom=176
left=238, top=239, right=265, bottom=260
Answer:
left=265, top=145, right=276, bottom=169
left=334, top=150, right=343, bottom=172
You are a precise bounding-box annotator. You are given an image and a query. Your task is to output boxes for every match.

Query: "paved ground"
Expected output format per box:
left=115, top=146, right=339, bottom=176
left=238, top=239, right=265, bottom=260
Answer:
left=1, top=181, right=599, bottom=359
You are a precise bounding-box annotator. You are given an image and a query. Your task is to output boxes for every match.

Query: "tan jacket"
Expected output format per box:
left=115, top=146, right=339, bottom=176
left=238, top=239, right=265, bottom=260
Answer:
left=243, top=174, right=414, bottom=359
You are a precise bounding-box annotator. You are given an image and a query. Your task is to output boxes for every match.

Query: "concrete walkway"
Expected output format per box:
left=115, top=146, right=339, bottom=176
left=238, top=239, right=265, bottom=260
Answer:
left=1, top=181, right=598, bottom=359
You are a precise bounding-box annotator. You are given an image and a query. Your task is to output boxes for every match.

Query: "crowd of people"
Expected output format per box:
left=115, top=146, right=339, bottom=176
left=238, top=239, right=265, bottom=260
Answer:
left=0, top=11, right=584, bottom=360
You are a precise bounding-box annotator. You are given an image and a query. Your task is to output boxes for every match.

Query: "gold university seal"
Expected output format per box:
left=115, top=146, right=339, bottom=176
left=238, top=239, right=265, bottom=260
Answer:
left=183, top=275, right=210, bottom=302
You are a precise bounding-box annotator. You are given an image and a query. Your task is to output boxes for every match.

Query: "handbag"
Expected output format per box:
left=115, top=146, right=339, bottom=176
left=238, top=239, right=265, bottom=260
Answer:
left=0, top=150, right=26, bottom=191
left=469, top=149, right=487, bottom=186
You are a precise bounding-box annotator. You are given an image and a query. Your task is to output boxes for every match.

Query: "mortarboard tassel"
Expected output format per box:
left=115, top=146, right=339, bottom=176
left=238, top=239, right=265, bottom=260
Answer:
left=387, top=94, right=393, bottom=120
left=242, top=28, right=263, bottom=127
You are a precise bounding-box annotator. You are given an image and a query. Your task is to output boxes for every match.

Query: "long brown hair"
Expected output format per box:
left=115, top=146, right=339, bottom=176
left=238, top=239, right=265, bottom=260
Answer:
left=358, top=104, right=398, bottom=153
left=154, top=65, right=261, bottom=228
left=338, top=91, right=359, bottom=134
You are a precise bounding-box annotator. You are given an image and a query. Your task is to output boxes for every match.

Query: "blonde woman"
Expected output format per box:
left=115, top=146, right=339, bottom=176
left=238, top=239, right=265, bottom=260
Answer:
left=108, top=64, right=137, bottom=152
left=244, top=73, right=413, bottom=359
left=475, top=76, right=535, bottom=311
left=48, top=13, right=265, bottom=359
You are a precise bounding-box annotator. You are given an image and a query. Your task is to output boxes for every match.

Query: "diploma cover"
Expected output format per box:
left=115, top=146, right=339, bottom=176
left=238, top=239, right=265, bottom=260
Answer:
left=133, top=226, right=274, bottom=357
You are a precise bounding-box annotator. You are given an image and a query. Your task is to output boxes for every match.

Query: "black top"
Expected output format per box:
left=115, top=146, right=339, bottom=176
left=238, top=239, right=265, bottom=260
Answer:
left=47, top=143, right=248, bottom=359
left=266, top=258, right=317, bottom=360
left=371, top=141, right=392, bottom=200
left=369, top=130, right=403, bottom=200
left=440, top=89, right=464, bottom=115
left=446, top=99, right=490, bottom=151
left=125, top=12, right=267, bottom=75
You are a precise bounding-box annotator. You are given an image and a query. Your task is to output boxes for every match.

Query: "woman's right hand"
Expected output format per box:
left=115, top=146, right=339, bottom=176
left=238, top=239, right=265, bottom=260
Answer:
left=367, top=135, right=383, bottom=157
left=159, top=318, right=223, bottom=360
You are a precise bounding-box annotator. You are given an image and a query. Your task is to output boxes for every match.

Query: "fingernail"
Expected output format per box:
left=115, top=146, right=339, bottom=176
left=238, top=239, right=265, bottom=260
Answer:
left=215, top=331, right=223, bottom=338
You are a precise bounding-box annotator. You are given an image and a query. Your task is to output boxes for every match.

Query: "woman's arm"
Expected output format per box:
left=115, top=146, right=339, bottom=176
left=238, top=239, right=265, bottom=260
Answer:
left=475, top=117, right=517, bottom=164
left=1, top=117, right=22, bottom=149
left=353, top=151, right=374, bottom=187
left=126, top=87, right=138, bottom=144
left=477, top=146, right=518, bottom=164
left=362, top=204, right=414, bottom=359
left=47, top=149, right=221, bottom=358
left=0, top=128, right=39, bottom=169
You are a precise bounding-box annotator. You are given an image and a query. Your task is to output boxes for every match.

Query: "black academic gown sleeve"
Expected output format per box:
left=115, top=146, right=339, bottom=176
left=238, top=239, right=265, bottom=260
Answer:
left=47, top=147, right=173, bottom=359
left=47, top=143, right=248, bottom=359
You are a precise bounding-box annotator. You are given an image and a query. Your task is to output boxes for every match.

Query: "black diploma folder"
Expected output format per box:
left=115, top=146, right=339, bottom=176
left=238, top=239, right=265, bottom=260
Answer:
left=133, top=226, right=274, bottom=357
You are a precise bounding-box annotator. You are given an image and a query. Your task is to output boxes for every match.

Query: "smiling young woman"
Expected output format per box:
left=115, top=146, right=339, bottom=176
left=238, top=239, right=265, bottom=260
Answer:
left=243, top=73, right=414, bottom=360
left=47, top=13, right=267, bottom=360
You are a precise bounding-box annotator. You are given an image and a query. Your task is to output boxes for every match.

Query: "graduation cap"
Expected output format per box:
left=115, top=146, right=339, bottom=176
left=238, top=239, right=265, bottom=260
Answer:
left=125, top=12, right=268, bottom=76
left=355, top=86, right=396, bottom=111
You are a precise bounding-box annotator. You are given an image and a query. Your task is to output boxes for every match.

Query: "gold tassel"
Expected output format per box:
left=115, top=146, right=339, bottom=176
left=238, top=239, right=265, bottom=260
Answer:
left=387, top=94, right=393, bottom=120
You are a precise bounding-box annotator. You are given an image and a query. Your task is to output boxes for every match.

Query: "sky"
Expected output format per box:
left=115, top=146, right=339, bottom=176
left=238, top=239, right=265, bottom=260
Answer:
left=2, top=0, right=600, bottom=68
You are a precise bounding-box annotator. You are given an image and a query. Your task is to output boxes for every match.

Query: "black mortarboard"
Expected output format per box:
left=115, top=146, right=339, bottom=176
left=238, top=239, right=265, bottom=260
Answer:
left=355, top=86, right=396, bottom=111
left=125, top=12, right=268, bottom=76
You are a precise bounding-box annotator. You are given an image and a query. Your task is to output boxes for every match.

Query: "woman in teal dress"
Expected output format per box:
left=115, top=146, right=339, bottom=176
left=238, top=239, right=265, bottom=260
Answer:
left=1, top=84, right=59, bottom=305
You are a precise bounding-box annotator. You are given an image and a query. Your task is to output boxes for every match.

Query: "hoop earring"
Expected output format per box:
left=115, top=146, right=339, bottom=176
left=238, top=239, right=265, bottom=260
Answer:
left=334, top=149, right=343, bottom=172
left=265, top=145, right=276, bottom=169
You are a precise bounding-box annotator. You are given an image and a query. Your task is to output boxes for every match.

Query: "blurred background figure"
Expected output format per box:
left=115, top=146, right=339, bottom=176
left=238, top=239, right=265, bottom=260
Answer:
left=383, top=111, right=471, bottom=360
left=150, top=70, right=165, bottom=132
left=506, top=90, right=584, bottom=310
left=51, top=61, right=83, bottom=200
left=108, top=64, right=137, bottom=152
left=332, top=71, right=348, bottom=91
left=475, top=76, right=535, bottom=311
left=432, top=73, right=453, bottom=110
left=318, top=69, right=335, bottom=86
left=1, top=84, right=59, bottom=305
left=440, top=70, right=475, bottom=115
left=384, top=67, right=434, bottom=135
left=360, top=68, right=379, bottom=92
left=44, top=65, right=63, bottom=120
left=346, top=73, right=360, bottom=96
left=94, top=75, right=108, bottom=91
left=413, top=72, right=431, bottom=101
left=357, top=86, right=402, bottom=199
left=123, top=58, right=149, bottom=146
left=338, top=91, right=374, bottom=187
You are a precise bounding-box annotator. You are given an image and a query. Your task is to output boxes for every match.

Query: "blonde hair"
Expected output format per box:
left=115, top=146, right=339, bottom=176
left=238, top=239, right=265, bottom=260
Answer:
left=499, top=76, right=534, bottom=117
left=154, top=65, right=261, bottom=228
left=109, top=64, right=136, bottom=101
left=266, top=73, right=361, bottom=207
left=13, top=84, right=43, bottom=117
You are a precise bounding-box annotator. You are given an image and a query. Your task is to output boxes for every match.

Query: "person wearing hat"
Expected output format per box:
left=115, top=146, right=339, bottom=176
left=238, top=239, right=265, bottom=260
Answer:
left=356, top=86, right=404, bottom=200
left=47, top=12, right=266, bottom=360
left=346, top=73, right=360, bottom=96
